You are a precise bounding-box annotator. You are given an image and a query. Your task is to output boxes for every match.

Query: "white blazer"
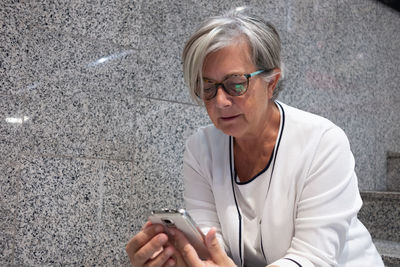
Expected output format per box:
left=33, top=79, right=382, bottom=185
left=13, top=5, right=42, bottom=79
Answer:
left=183, top=101, right=383, bottom=267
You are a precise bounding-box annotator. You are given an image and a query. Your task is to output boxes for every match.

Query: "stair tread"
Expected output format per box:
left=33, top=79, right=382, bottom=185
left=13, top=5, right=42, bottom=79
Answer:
left=387, top=151, right=400, bottom=158
left=374, top=239, right=400, bottom=257
left=360, top=191, right=400, bottom=199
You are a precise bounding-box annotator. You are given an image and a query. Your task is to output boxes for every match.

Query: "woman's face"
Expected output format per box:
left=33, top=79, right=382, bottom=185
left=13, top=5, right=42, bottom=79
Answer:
left=202, top=41, right=276, bottom=139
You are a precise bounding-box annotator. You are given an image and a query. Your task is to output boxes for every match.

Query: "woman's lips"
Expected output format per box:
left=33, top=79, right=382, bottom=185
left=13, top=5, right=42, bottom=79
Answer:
left=220, top=115, right=240, bottom=121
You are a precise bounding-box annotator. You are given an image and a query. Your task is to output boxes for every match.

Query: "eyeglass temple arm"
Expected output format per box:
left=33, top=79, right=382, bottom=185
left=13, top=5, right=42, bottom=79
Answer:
left=245, top=70, right=265, bottom=78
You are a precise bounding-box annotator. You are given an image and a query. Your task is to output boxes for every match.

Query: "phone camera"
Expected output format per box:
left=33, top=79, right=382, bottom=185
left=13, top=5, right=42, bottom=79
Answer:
left=161, top=219, right=175, bottom=227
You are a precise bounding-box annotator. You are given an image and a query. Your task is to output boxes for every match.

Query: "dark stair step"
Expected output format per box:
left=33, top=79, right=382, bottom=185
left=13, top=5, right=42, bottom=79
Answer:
left=387, top=152, right=400, bottom=192
left=359, top=191, right=400, bottom=267
left=374, top=239, right=400, bottom=267
left=359, top=191, right=400, bottom=242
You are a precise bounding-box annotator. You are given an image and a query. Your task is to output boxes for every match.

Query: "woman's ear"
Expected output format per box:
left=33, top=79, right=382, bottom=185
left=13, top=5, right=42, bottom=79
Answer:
left=266, top=68, right=281, bottom=99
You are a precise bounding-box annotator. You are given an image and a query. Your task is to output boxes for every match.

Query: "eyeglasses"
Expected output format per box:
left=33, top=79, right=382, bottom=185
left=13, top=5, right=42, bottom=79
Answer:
left=196, top=70, right=265, bottom=100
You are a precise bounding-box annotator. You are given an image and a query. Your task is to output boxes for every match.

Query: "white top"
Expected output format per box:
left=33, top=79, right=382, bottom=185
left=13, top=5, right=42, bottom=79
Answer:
left=183, top=101, right=384, bottom=267
left=234, top=167, right=270, bottom=267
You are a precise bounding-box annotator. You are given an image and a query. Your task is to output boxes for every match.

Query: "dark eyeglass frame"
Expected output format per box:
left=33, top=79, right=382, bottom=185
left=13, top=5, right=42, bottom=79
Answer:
left=196, top=70, right=265, bottom=100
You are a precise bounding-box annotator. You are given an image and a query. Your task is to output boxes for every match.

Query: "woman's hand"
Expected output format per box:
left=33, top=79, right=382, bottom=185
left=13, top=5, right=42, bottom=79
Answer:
left=171, top=227, right=237, bottom=267
left=125, top=221, right=176, bottom=266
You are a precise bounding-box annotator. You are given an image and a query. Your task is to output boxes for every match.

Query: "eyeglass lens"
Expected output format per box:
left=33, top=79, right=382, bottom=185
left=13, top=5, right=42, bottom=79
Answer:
left=202, top=74, right=248, bottom=100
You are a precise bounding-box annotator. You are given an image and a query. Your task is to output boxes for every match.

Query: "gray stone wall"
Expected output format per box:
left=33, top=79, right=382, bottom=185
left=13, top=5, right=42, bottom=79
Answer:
left=1, top=0, right=399, bottom=265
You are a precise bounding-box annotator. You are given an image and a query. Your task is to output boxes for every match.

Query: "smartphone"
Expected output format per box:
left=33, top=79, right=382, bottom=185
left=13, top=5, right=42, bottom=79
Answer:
left=148, top=208, right=210, bottom=260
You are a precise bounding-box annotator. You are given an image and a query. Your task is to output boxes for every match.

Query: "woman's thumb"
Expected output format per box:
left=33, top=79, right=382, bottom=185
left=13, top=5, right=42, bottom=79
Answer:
left=205, top=227, right=234, bottom=265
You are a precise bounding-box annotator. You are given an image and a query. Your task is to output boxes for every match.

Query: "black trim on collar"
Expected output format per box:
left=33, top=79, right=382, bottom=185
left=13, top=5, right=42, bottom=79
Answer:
left=229, top=136, right=243, bottom=267
left=234, top=143, right=275, bottom=185
left=260, top=101, right=285, bottom=262
left=267, top=101, right=285, bottom=194
left=233, top=101, right=285, bottom=185
left=283, top=257, right=303, bottom=267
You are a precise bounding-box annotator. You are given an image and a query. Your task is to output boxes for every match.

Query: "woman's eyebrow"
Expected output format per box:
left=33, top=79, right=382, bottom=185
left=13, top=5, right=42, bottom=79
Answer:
left=202, top=76, right=216, bottom=81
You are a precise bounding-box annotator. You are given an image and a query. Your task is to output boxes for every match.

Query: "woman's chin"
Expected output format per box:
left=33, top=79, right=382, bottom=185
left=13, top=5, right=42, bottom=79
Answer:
left=217, top=125, right=244, bottom=138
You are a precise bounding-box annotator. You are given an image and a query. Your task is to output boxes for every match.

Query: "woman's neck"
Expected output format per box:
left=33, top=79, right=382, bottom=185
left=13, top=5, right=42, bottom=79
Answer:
left=233, top=102, right=281, bottom=182
left=234, top=101, right=281, bottom=155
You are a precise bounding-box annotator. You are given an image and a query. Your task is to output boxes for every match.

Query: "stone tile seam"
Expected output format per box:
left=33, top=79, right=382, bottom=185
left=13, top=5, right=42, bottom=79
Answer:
left=5, top=155, right=22, bottom=267
left=144, top=95, right=200, bottom=108
left=18, top=152, right=135, bottom=163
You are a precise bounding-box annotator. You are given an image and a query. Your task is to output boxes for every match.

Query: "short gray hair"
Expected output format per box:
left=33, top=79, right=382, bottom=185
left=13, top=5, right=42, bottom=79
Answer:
left=182, top=7, right=284, bottom=103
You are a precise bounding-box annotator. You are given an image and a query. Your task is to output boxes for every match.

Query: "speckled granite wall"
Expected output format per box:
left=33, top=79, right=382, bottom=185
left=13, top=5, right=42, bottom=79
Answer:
left=1, top=0, right=399, bottom=265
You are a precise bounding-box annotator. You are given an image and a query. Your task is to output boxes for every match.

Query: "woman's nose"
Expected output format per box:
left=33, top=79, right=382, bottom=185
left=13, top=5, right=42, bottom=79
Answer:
left=215, top=85, right=232, bottom=108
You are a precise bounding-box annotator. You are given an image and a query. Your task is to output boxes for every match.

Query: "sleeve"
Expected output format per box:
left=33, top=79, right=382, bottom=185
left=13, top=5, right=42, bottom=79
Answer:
left=182, top=134, right=228, bottom=252
left=270, top=126, right=363, bottom=267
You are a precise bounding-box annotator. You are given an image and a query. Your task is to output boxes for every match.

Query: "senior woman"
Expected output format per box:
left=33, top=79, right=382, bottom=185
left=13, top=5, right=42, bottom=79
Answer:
left=126, top=8, right=384, bottom=267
